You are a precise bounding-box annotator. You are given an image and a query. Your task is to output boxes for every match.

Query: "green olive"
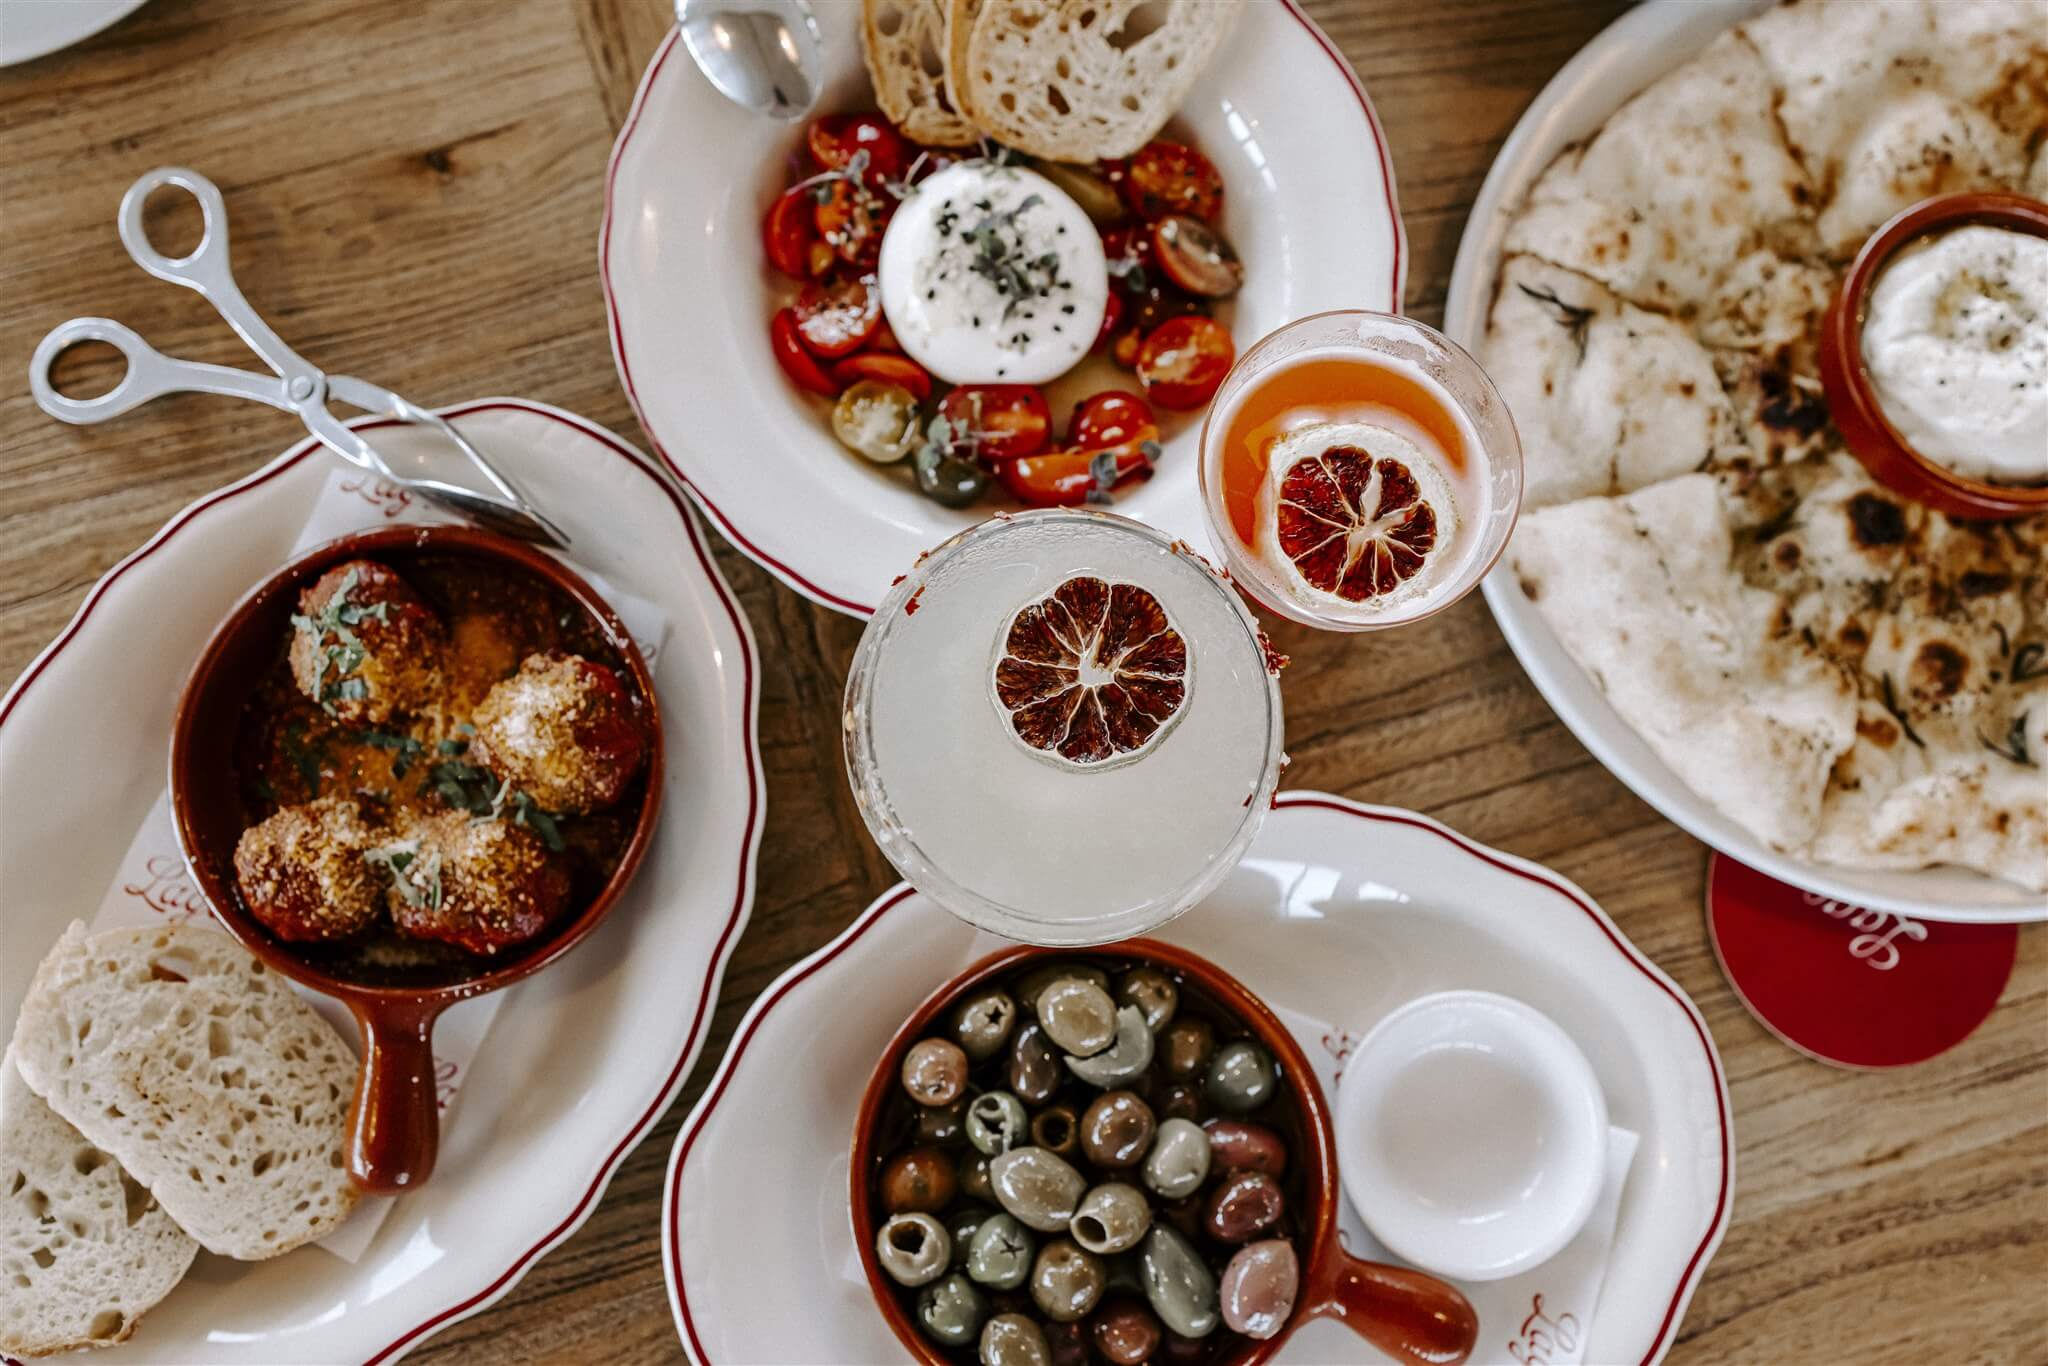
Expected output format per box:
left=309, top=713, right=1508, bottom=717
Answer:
left=1203, top=1040, right=1278, bottom=1114
left=917, top=1272, right=990, bottom=1348
left=967, top=1091, right=1030, bottom=1155
left=1116, top=966, right=1179, bottom=1033
left=965, top=1211, right=1037, bottom=1290
left=989, top=1146, right=1086, bottom=1231
left=1141, top=1117, right=1210, bottom=1200
left=1030, top=160, right=1127, bottom=227
left=876, top=1211, right=952, bottom=1287
left=1071, top=1182, right=1152, bottom=1255
left=914, top=445, right=989, bottom=507
left=1065, top=1006, right=1153, bottom=1088
left=832, top=380, right=919, bottom=463
left=1029, top=1239, right=1107, bottom=1322
left=954, top=988, right=1020, bottom=1061
left=980, top=1312, right=1053, bottom=1366
left=1139, top=1225, right=1219, bottom=1339
left=1037, top=977, right=1119, bottom=1056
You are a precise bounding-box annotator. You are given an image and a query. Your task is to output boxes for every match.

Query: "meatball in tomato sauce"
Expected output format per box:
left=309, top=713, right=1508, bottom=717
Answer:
left=289, top=559, right=447, bottom=724
left=233, top=796, right=387, bottom=942
left=470, top=651, right=648, bottom=814
left=385, top=808, right=572, bottom=955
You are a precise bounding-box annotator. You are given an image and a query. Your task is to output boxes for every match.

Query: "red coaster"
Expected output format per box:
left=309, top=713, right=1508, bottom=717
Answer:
left=1706, top=854, right=2017, bottom=1069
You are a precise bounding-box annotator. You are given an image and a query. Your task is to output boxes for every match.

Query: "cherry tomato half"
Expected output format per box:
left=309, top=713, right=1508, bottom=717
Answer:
left=762, top=187, right=818, bottom=279
left=1151, top=215, right=1244, bottom=298
left=815, top=180, right=890, bottom=268
left=831, top=352, right=933, bottom=403
left=940, top=384, right=1053, bottom=463
left=770, top=308, right=841, bottom=397
left=1069, top=391, right=1156, bottom=448
left=1093, top=289, right=1125, bottom=353
left=1136, top=316, right=1234, bottom=410
left=793, top=276, right=881, bottom=358
left=1122, top=140, right=1224, bottom=223
left=999, top=431, right=1160, bottom=506
left=808, top=114, right=908, bottom=185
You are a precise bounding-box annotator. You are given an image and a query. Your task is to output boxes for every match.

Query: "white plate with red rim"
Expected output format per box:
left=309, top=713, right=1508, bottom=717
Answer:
left=664, top=793, right=1732, bottom=1365
left=0, top=399, right=764, bottom=1363
left=602, top=0, right=1404, bottom=618
left=1441, top=0, right=2047, bottom=924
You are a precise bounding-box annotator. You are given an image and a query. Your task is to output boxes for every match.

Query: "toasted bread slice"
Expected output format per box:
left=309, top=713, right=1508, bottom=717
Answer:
left=863, top=0, right=983, bottom=146
left=1, top=1050, right=198, bottom=1357
left=946, top=0, right=1238, bottom=161
left=12, top=923, right=359, bottom=1261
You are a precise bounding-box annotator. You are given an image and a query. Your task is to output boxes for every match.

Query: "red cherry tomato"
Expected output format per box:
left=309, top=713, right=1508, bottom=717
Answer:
left=815, top=181, right=889, bottom=268
left=1122, top=140, right=1225, bottom=222
left=792, top=276, right=881, bottom=358
left=1100, top=223, right=1157, bottom=294
left=808, top=114, right=908, bottom=185
left=831, top=352, right=934, bottom=403
left=770, top=308, right=841, bottom=397
left=1068, top=391, right=1155, bottom=448
left=999, top=431, right=1160, bottom=506
left=1136, top=316, right=1234, bottom=410
left=940, top=385, right=1053, bottom=463
left=1093, top=289, right=1125, bottom=353
left=762, top=187, right=818, bottom=279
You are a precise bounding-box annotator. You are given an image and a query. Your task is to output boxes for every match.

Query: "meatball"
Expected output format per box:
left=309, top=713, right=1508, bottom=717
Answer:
left=470, top=651, right=648, bottom=813
left=233, top=796, right=387, bottom=942
left=384, top=808, right=571, bottom=955
left=289, top=559, right=446, bottom=724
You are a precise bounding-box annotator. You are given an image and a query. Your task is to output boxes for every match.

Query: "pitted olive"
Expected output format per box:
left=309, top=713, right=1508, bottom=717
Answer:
left=903, top=1037, right=970, bottom=1107
left=1203, top=1039, right=1278, bottom=1114
left=880, top=1145, right=956, bottom=1214
left=1141, top=1117, right=1210, bottom=1200
left=1159, top=1016, right=1215, bottom=1080
left=1037, top=978, right=1119, bottom=1056
left=1070, top=1182, right=1152, bottom=1254
left=1030, top=1103, right=1081, bottom=1158
left=955, top=988, right=1020, bottom=1061
left=876, top=1211, right=952, bottom=1287
left=968, top=1091, right=1030, bottom=1155
left=1116, top=967, right=1179, bottom=1033
left=1008, top=1022, right=1063, bottom=1105
left=1029, top=1239, right=1106, bottom=1322
left=1090, top=1298, right=1165, bottom=1366
left=990, top=1146, right=1087, bottom=1231
left=966, top=1212, right=1037, bottom=1290
left=1203, top=1169, right=1284, bottom=1242
left=1138, top=1225, right=1219, bottom=1339
left=1066, top=1006, right=1153, bottom=1088
left=1080, top=1090, right=1156, bottom=1168
left=980, top=1312, right=1053, bottom=1366
left=918, top=1272, right=991, bottom=1347
left=1219, top=1239, right=1299, bottom=1340
left=917, top=1096, right=969, bottom=1145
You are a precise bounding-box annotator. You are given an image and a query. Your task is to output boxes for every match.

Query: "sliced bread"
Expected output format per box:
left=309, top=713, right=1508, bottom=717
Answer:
left=11, top=923, right=360, bottom=1260
left=862, top=0, right=983, bottom=146
left=946, top=0, right=1238, bottom=161
left=1, top=1050, right=198, bottom=1357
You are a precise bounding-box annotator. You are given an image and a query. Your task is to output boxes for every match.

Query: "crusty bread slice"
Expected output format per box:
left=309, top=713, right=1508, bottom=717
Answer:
left=12, top=923, right=359, bottom=1261
left=1, top=1050, right=198, bottom=1357
left=862, top=0, right=983, bottom=146
left=946, top=0, right=1238, bottom=161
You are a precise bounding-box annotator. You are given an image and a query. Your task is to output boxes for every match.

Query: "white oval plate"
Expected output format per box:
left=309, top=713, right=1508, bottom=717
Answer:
left=0, top=399, right=764, bottom=1364
left=1442, top=0, right=2044, bottom=924
left=0, top=0, right=146, bottom=66
left=663, top=793, right=1732, bottom=1366
left=603, top=0, right=1403, bottom=617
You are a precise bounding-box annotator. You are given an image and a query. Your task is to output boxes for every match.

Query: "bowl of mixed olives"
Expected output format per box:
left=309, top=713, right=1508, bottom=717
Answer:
left=851, top=941, right=1479, bottom=1366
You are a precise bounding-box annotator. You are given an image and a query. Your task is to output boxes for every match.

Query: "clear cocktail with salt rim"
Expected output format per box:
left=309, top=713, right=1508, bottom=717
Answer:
left=844, top=509, right=1285, bottom=946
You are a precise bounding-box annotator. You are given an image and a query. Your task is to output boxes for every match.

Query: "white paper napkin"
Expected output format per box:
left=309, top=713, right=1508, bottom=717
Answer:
left=85, top=468, right=669, bottom=1263
left=1276, top=1004, right=1637, bottom=1366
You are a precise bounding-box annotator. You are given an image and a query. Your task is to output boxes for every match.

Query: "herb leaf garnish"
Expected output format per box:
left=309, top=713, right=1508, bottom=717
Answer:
left=290, top=567, right=391, bottom=714
left=365, top=840, right=443, bottom=911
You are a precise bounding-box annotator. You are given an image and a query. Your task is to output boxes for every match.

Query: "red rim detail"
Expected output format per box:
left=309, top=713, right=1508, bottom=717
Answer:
left=599, top=5, right=1407, bottom=620
left=665, top=794, right=1731, bottom=1366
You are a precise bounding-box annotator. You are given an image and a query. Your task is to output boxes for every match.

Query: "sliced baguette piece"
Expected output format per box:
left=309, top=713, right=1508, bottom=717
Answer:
left=946, top=0, right=1238, bottom=161
left=862, top=0, right=983, bottom=146
left=12, top=923, right=359, bottom=1261
left=1, top=1049, right=198, bottom=1357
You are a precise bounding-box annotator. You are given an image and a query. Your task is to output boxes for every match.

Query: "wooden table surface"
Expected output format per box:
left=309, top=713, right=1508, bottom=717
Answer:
left=3, top=1, right=2043, bottom=1361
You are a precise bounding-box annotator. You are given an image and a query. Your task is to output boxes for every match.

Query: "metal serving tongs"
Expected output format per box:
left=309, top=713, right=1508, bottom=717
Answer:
left=29, top=167, right=570, bottom=548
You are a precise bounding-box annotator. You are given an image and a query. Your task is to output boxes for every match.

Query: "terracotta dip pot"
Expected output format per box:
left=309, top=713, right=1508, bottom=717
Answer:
left=171, top=525, right=663, bottom=1195
left=852, top=940, right=1478, bottom=1366
left=1819, top=191, right=2048, bottom=521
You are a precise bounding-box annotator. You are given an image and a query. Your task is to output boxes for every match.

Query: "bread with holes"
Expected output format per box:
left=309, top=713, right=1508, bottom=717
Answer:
left=11, top=922, right=360, bottom=1260
left=862, top=0, right=982, bottom=146
left=945, top=0, right=1237, bottom=161
left=0, top=1050, right=198, bottom=1356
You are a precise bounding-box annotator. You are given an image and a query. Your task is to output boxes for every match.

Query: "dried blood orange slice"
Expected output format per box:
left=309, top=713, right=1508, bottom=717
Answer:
left=992, top=575, right=1190, bottom=768
left=1274, top=444, right=1442, bottom=602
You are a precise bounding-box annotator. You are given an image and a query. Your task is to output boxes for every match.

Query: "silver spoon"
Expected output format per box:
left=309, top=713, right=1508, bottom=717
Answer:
left=676, top=0, right=822, bottom=122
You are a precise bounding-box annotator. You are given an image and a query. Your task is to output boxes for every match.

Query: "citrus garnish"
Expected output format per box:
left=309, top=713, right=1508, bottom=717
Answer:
left=993, top=575, right=1189, bottom=768
left=1274, top=444, right=1441, bottom=601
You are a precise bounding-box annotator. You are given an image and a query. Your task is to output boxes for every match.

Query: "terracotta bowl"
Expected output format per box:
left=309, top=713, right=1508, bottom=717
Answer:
left=851, top=940, right=1478, bottom=1366
left=170, top=525, right=664, bottom=1195
left=1818, top=191, right=2048, bottom=521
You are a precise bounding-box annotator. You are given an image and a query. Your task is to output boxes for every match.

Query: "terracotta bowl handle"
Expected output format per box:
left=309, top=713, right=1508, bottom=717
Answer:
left=1307, top=1247, right=1479, bottom=1366
left=346, top=999, right=444, bottom=1194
